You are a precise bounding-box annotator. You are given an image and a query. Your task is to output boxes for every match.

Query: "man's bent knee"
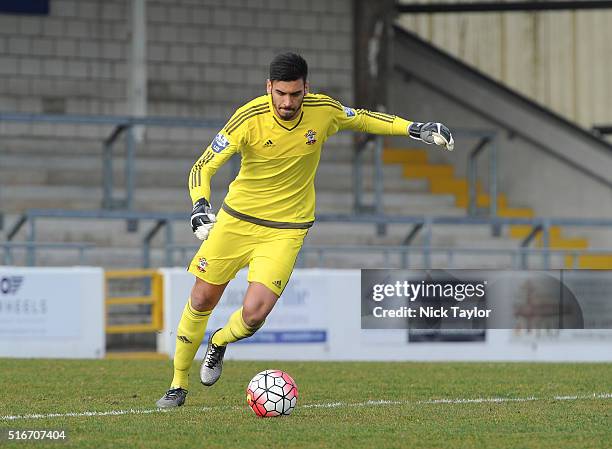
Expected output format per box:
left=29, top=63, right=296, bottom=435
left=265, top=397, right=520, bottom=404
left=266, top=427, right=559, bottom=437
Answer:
left=241, top=307, right=266, bottom=328
left=242, top=283, right=279, bottom=327
left=190, top=278, right=226, bottom=312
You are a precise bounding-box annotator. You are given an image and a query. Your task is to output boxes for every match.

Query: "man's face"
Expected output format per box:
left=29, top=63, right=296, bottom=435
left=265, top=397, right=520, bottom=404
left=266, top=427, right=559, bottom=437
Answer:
left=267, top=79, right=309, bottom=120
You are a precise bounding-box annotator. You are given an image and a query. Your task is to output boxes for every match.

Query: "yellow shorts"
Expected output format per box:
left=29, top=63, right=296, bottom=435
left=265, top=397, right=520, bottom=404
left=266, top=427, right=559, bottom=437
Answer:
left=188, top=209, right=308, bottom=296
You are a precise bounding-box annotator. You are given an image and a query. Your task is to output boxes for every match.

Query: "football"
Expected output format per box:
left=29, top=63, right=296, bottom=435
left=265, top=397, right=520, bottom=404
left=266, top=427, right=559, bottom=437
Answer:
left=246, top=369, right=298, bottom=417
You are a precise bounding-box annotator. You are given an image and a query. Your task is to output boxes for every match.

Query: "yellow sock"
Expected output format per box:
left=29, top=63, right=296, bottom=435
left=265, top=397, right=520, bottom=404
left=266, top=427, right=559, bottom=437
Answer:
left=211, top=307, right=262, bottom=346
left=170, top=298, right=211, bottom=389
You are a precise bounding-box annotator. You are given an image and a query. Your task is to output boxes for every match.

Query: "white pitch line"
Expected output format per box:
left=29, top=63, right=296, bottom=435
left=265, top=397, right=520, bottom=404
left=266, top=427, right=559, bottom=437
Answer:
left=1, top=393, right=610, bottom=421
left=419, top=396, right=538, bottom=405
left=554, top=393, right=611, bottom=401
left=302, top=399, right=405, bottom=409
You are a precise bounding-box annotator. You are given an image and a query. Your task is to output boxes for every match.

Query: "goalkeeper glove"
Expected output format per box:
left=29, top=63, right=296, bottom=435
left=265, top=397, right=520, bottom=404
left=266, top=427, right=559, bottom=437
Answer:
left=408, top=122, right=454, bottom=151
left=191, top=198, right=216, bottom=241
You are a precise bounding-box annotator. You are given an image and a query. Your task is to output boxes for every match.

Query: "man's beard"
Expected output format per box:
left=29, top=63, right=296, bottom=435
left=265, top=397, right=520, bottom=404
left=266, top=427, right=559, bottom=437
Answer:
left=275, top=102, right=301, bottom=120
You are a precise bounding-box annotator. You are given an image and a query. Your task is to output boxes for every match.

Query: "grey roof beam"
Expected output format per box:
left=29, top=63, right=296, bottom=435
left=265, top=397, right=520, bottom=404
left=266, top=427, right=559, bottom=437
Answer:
left=396, top=1, right=612, bottom=14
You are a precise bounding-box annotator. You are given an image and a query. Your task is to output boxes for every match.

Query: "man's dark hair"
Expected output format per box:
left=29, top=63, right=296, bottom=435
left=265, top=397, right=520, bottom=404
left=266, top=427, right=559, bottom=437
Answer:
left=269, top=52, right=308, bottom=83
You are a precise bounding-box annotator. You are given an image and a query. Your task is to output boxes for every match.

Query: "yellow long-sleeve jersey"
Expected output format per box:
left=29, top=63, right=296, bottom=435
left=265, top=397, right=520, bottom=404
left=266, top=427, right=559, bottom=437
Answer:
left=189, top=93, right=412, bottom=228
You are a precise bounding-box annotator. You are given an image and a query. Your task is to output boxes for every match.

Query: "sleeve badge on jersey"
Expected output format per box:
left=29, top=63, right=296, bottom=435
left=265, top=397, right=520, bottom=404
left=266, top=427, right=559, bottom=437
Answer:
left=211, top=132, right=230, bottom=153
left=343, top=106, right=356, bottom=117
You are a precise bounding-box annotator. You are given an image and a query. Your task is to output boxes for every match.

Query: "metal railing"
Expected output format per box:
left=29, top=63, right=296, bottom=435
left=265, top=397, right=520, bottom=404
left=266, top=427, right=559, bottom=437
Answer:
left=463, top=130, right=498, bottom=217
left=296, top=245, right=612, bottom=270
left=1, top=112, right=395, bottom=224
left=160, top=241, right=612, bottom=270
left=1, top=241, right=94, bottom=265
left=0, top=112, right=226, bottom=211
left=315, top=213, right=612, bottom=269
left=353, top=134, right=386, bottom=235
left=0, top=112, right=502, bottom=224
left=2, top=113, right=609, bottom=270
left=5, top=208, right=185, bottom=267
left=351, top=129, right=501, bottom=221
left=5, top=210, right=612, bottom=268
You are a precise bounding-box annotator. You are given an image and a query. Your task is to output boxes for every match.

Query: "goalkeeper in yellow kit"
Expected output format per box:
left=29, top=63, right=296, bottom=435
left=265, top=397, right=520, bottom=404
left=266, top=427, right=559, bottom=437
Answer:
left=156, top=53, right=454, bottom=407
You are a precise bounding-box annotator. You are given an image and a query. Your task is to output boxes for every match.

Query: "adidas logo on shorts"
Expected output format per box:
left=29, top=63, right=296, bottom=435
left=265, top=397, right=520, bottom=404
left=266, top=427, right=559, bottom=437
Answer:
left=272, top=280, right=282, bottom=288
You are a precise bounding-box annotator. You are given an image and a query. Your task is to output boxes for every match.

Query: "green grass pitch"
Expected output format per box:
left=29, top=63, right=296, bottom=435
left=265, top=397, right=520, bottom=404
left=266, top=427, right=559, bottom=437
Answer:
left=0, top=359, right=610, bottom=448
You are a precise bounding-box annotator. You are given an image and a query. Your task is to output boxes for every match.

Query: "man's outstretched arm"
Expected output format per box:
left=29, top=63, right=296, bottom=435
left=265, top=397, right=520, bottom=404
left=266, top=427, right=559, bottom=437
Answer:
left=328, top=96, right=454, bottom=151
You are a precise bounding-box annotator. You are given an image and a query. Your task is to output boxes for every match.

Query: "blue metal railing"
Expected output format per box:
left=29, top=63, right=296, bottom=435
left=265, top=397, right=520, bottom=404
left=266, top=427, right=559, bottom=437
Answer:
left=0, top=112, right=502, bottom=219
left=353, top=135, right=385, bottom=235
left=297, top=245, right=612, bottom=270
left=464, top=130, right=497, bottom=217
left=4, top=208, right=185, bottom=267
left=0, top=112, right=226, bottom=211
left=2, top=112, right=608, bottom=270
left=1, top=241, right=94, bottom=265
left=5, top=208, right=612, bottom=268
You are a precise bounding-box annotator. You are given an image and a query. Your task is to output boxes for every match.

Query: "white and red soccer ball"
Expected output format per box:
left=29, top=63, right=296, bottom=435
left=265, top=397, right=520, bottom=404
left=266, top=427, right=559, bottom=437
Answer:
left=246, top=369, right=298, bottom=417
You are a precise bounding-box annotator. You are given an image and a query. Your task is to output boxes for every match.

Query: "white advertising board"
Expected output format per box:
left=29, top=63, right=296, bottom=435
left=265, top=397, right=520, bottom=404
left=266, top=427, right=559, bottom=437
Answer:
left=158, top=269, right=612, bottom=362
left=0, top=267, right=105, bottom=358
left=158, top=268, right=350, bottom=360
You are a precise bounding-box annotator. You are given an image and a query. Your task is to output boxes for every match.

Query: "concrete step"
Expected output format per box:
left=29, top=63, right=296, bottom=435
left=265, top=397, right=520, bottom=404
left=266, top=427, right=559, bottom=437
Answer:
left=298, top=249, right=570, bottom=270
left=6, top=219, right=514, bottom=249
left=2, top=215, right=174, bottom=247
left=315, top=191, right=462, bottom=215
left=6, top=210, right=604, bottom=270
left=0, top=153, right=235, bottom=189
left=316, top=164, right=428, bottom=192
left=2, top=212, right=572, bottom=270
left=19, top=247, right=153, bottom=269
left=0, top=134, right=361, bottom=162
left=5, top=212, right=521, bottom=253
left=1, top=185, right=460, bottom=215
left=0, top=245, right=479, bottom=270
left=306, top=223, right=520, bottom=247
left=0, top=153, right=427, bottom=192
left=0, top=127, right=219, bottom=158
left=8, top=243, right=571, bottom=270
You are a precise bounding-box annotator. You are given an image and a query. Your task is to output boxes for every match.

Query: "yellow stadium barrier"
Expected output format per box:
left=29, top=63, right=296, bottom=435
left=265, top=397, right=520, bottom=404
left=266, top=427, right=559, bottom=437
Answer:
left=104, top=269, right=164, bottom=334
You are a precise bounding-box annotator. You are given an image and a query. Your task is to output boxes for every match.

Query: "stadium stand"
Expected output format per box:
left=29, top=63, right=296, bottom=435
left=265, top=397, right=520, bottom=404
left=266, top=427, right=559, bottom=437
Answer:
left=2, top=2, right=611, bottom=270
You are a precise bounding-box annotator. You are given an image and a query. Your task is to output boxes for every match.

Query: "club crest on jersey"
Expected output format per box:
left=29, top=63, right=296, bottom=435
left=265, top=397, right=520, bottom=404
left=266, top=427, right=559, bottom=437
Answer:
left=304, top=129, right=317, bottom=145
left=211, top=133, right=230, bottom=153
left=197, top=257, right=208, bottom=273
left=343, top=106, right=356, bottom=117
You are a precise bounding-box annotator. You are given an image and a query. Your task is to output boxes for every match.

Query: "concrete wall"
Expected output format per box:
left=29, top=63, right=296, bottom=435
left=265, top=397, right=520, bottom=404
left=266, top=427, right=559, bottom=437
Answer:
left=0, top=0, right=353, bottom=125
left=0, top=0, right=357, bottom=222
left=397, top=3, right=612, bottom=130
